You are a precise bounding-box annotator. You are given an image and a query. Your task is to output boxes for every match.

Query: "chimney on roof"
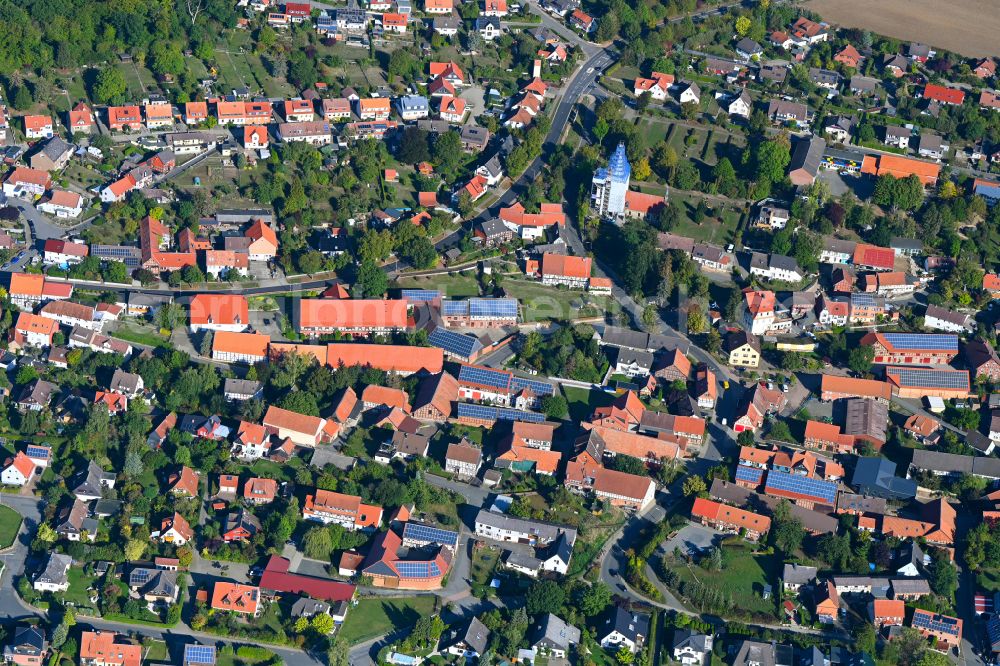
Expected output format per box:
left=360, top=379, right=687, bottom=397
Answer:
left=533, top=59, right=541, bottom=78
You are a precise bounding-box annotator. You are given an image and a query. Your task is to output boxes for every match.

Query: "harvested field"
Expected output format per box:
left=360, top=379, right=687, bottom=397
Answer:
left=807, top=0, right=1000, bottom=58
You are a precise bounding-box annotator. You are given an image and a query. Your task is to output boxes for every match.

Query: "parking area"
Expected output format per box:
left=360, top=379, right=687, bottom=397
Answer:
left=662, top=523, right=724, bottom=557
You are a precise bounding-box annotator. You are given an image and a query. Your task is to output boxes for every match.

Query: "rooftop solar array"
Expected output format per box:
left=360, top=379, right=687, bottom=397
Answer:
left=881, top=333, right=958, bottom=352
left=428, top=327, right=482, bottom=359
left=912, top=611, right=961, bottom=636
left=764, top=470, right=838, bottom=505
left=441, top=300, right=469, bottom=316
left=395, top=560, right=441, bottom=578
left=400, top=289, right=441, bottom=302
left=850, top=292, right=877, bottom=306
left=184, top=646, right=216, bottom=666
left=458, top=364, right=513, bottom=390
left=129, top=569, right=151, bottom=586
left=886, top=367, right=970, bottom=390
left=402, top=522, right=459, bottom=547
left=511, top=376, right=555, bottom=397
left=25, top=445, right=50, bottom=458
left=469, top=298, right=518, bottom=318
left=457, top=402, right=546, bottom=423
left=735, top=465, right=764, bottom=485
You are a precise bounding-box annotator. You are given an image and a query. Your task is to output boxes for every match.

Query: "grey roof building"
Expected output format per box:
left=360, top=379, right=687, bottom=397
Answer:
left=35, top=553, right=73, bottom=589
left=73, top=461, right=116, bottom=501
left=851, top=457, right=916, bottom=500
left=782, top=563, right=818, bottom=589
left=532, top=613, right=580, bottom=655
left=788, top=135, right=826, bottom=186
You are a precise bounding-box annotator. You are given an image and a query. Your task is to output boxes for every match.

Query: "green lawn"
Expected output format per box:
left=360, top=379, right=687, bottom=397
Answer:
left=666, top=190, right=742, bottom=245
left=63, top=567, right=100, bottom=610
left=0, top=505, right=21, bottom=549
left=339, top=596, right=438, bottom=645
left=977, top=570, right=1000, bottom=592
left=500, top=279, right=613, bottom=323
left=145, top=640, right=168, bottom=662
left=665, top=543, right=778, bottom=619
left=111, top=325, right=170, bottom=348
left=394, top=272, right=481, bottom=298
left=562, top=386, right=614, bottom=422
left=470, top=544, right=500, bottom=586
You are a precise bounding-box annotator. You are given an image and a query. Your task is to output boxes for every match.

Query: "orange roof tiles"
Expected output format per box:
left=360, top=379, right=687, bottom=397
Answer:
left=325, top=343, right=443, bottom=374
left=80, top=632, right=142, bottom=666
left=211, top=582, right=260, bottom=614
left=923, top=84, right=965, bottom=105
left=361, top=385, right=411, bottom=412
left=429, top=61, right=465, bottom=81
left=500, top=202, right=566, bottom=228
left=692, top=497, right=772, bottom=533
left=263, top=405, right=326, bottom=437
left=189, top=294, right=249, bottom=327
left=170, top=466, right=200, bottom=496
left=860, top=154, right=940, bottom=186
left=298, top=299, right=408, bottom=330
left=541, top=252, right=591, bottom=279
left=6, top=452, right=34, bottom=479
left=212, top=331, right=270, bottom=358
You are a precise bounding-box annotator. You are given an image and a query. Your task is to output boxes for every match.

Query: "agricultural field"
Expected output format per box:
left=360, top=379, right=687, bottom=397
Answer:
left=807, top=0, right=1000, bottom=58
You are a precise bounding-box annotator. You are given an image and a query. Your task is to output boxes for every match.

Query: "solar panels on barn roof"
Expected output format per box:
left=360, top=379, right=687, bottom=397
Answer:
left=458, top=364, right=512, bottom=390
left=511, top=376, right=555, bottom=397
left=428, top=327, right=482, bottom=358
left=456, top=402, right=546, bottom=423
left=881, top=333, right=958, bottom=352
left=735, top=465, right=764, bottom=485
left=886, top=367, right=970, bottom=389
left=400, top=289, right=441, bottom=302
left=764, top=470, right=838, bottom=505
left=396, top=561, right=441, bottom=578
left=469, top=298, right=517, bottom=318
left=402, top=521, right=459, bottom=547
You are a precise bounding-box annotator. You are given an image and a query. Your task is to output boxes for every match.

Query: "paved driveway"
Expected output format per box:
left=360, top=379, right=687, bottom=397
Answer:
left=662, top=523, right=724, bottom=557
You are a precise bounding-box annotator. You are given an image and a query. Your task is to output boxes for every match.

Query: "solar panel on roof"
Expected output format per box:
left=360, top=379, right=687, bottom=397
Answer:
left=912, top=612, right=960, bottom=635
left=428, top=328, right=482, bottom=359
left=851, top=293, right=876, bottom=305
left=456, top=402, right=545, bottom=423
left=184, top=646, right=216, bottom=665
left=469, top=298, right=518, bottom=318
left=400, top=289, right=441, bottom=302
left=402, top=522, right=459, bottom=547
left=458, top=364, right=512, bottom=390
left=511, top=376, right=555, bottom=397
left=735, top=466, right=764, bottom=484
left=25, top=445, right=49, bottom=458
left=396, top=561, right=440, bottom=578
left=764, top=470, right=838, bottom=505
left=882, top=333, right=958, bottom=351
left=130, top=569, right=151, bottom=585
left=441, top=300, right=470, bottom=316
left=887, top=367, right=970, bottom=389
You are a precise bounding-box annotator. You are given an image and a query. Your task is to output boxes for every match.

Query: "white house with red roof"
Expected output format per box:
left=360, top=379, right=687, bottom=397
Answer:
left=43, top=239, right=89, bottom=266
left=438, top=95, right=467, bottom=123
left=37, top=190, right=84, bottom=219
left=2, top=451, right=36, bottom=486
left=633, top=72, right=674, bottom=101
left=3, top=167, right=51, bottom=198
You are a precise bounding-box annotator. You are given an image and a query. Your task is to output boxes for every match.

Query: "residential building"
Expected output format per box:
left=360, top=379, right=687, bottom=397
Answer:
left=691, top=497, right=771, bottom=540
left=211, top=582, right=260, bottom=616
left=33, top=553, right=72, bottom=592
left=725, top=329, right=760, bottom=368
left=303, top=489, right=383, bottom=530
left=445, top=440, right=482, bottom=478
left=79, top=633, right=141, bottom=666
left=598, top=608, right=648, bottom=654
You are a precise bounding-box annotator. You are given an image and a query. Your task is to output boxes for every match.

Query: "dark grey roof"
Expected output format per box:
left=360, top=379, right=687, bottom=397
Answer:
left=478, top=217, right=508, bottom=238
left=533, top=613, right=580, bottom=652
left=924, top=304, right=970, bottom=328
left=290, top=597, right=331, bottom=617
left=782, top=563, right=817, bottom=585
left=223, top=378, right=262, bottom=396
left=36, top=553, right=72, bottom=586
left=849, top=75, right=879, bottom=91
left=769, top=253, right=802, bottom=274
left=38, top=136, right=73, bottom=161
left=835, top=492, right=886, bottom=515
left=851, top=457, right=916, bottom=500
left=736, top=38, right=762, bottom=54
left=808, top=67, right=840, bottom=85
left=614, top=347, right=654, bottom=368
left=889, top=577, right=931, bottom=596
left=843, top=397, right=888, bottom=443
left=788, top=135, right=826, bottom=181
left=672, top=627, right=711, bottom=653
left=602, top=607, right=649, bottom=642
left=600, top=326, right=651, bottom=350
left=456, top=617, right=490, bottom=654
left=110, top=369, right=143, bottom=394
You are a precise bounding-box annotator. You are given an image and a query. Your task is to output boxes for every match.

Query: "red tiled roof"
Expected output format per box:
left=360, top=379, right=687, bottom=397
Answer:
left=923, top=84, right=965, bottom=105
left=189, top=294, right=249, bottom=326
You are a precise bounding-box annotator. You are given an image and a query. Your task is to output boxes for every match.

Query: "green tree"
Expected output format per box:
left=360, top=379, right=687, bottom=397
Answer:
left=303, top=526, right=333, bottom=560
left=540, top=394, right=568, bottom=420
left=356, top=260, right=388, bottom=297
left=682, top=475, right=707, bottom=496
left=525, top=579, right=565, bottom=615
left=847, top=345, right=875, bottom=375
left=94, top=67, right=127, bottom=105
